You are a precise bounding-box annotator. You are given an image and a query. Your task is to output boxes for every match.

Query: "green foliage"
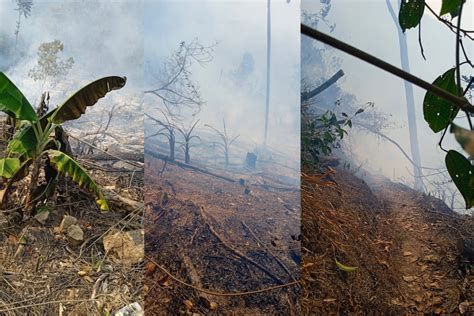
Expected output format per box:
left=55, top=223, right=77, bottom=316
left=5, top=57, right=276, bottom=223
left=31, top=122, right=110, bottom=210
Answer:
left=46, top=150, right=108, bottom=211
left=0, top=73, right=38, bottom=121
left=397, top=0, right=473, bottom=209
left=53, top=76, right=126, bottom=124
left=423, top=68, right=461, bottom=133
left=445, top=150, right=474, bottom=209
left=0, top=158, right=21, bottom=179
left=302, top=108, right=354, bottom=167
left=0, top=72, right=125, bottom=213
left=398, top=0, right=425, bottom=32
left=440, top=0, right=463, bottom=18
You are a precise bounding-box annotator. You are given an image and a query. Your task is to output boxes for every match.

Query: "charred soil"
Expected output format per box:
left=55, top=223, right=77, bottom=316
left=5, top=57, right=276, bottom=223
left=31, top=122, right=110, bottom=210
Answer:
left=144, top=153, right=300, bottom=315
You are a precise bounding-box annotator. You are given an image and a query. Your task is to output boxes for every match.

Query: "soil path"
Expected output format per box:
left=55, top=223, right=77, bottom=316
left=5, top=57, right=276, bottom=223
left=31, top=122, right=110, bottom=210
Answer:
left=370, top=177, right=471, bottom=314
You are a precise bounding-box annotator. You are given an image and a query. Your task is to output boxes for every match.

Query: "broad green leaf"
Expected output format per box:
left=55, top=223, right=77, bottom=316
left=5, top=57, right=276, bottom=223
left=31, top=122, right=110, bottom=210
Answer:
left=0, top=158, right=20, bottom=179
left=423, top=68, right=461, bottom=133
left=8, top=111, right=55, bottom=156
left=440, top=0, right=463, bottom=18
left=445, top=150, right=474, bottom=209
left=335, top=259, right=358, bottom=272
left=52, top=76, right=126, bottom=124
left=399, top=0, right=425, bottom=32
left=46, top=149, right=109, bottom=211
left=450, top=124, right=474, bottom=157
left=0, top=72, right=38, bottom=122
left=8, top=124, right=38, bottom=156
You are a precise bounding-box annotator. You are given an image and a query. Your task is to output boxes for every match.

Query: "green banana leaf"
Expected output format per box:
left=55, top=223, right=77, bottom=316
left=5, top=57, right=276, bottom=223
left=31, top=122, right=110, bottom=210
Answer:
left=0, top=73, right=38, bottom=122
left=0, top=157, right=21, bottom=179
left=52, top=76, right=126, bottom=124
left=46, top=149, right=108, bottom=211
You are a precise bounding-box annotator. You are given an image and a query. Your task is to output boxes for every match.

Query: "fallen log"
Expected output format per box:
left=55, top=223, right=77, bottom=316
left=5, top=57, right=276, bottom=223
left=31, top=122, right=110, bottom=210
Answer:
left=145, top=149, right=235, bottom=183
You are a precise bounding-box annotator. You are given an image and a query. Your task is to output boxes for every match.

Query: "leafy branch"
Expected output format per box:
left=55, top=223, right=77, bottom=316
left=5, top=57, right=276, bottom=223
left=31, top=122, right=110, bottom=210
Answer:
left=301, top=0, right=474, bottom=208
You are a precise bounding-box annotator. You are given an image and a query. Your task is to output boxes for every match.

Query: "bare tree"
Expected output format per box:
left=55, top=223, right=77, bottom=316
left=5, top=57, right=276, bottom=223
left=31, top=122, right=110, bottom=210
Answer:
left=176, top=120, right=200, bottom=164
left=146, top=110, right=176, bottom=162
left=145, top=39, right=216, bottom=117
left=205, top=119, right=239, bottom=167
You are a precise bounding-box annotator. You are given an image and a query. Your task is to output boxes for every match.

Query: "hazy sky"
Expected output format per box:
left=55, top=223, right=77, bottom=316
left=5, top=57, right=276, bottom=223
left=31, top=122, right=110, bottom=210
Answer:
left=145, top=0, right=300, bottom=157
left=302, top=0, right=473, bottom=192
left=0, top=1, right=143, bottom=108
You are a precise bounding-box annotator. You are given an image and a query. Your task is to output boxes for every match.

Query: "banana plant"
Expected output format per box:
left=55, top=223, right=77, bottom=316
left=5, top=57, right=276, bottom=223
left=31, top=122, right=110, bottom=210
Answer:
left=0, top=72, right=126, bottom=216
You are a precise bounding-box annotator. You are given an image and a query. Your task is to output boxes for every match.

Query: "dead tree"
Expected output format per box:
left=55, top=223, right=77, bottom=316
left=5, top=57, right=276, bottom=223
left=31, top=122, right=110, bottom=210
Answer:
left=205, top=119, right=239, bottom=167
left=145, top=39, right=216, bottom=117
left=146, top=110, right=176, bottom=162
left=176, top=120, right=200, bottom=164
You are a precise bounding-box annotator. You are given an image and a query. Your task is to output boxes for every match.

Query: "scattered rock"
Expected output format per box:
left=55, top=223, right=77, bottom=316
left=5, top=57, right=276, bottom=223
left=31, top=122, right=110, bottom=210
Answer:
left=459, top=301, right=472, bottom=314
left=103, top=230, right=144, bottom=265
left=243, top=188, right=251, bottom=195
left=67, top=224, right=84, bottom=246
left=34, top=210, right=49, bottom=225
left=59, top=215, right=77, bottom=232
left=403, top=251, right=412, bottom=256
left=115, top=302, right=144, bottom=316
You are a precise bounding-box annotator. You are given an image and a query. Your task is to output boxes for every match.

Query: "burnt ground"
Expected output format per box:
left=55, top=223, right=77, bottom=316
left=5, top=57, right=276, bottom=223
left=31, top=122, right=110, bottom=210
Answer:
left=0, top=157, right=144, bottom=315
left=144, top=153, right=301, bottom=315
left=302, top=167, right=473, bottom=314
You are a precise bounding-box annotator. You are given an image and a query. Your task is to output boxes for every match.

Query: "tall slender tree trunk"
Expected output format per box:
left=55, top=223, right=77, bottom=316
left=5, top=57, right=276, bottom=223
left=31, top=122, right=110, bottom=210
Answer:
left=263, top=0, right=271, bottom=145
left=169, top=133, right=175, bottom=162
left=386, top=0, right=424, bottom=191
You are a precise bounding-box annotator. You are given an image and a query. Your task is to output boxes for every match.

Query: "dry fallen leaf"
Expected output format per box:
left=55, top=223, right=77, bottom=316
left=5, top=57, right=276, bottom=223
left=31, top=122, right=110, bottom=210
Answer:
left=77, top=271, right=88, bottom=276
left=145, top=262, right=156, bottom=275
left=210, top=302, right=218, bottom=311
left=302, top=262, right=315, bottom=269
left=402, top=275, right=417, bottom=282
left=183, top=300, right=193, bottom=311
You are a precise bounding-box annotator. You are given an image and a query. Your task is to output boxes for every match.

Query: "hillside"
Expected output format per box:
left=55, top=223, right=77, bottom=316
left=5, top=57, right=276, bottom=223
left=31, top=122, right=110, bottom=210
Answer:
left=301, top=167, right=473, bottom=314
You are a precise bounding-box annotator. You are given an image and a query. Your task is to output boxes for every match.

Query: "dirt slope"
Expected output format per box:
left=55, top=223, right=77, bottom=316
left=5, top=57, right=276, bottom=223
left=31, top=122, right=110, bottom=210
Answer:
left=144, top=154, right=300, bottom=315
left=302, top=168, right=473, bottom=315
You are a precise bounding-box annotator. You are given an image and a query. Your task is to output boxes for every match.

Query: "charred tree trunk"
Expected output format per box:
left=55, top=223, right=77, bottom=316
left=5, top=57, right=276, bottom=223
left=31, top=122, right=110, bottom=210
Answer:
left=184, top=143, right=190, bottom=164
left=301, top=69, right=345, bottom=102
left=24, top=156, right=42, bottom=216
